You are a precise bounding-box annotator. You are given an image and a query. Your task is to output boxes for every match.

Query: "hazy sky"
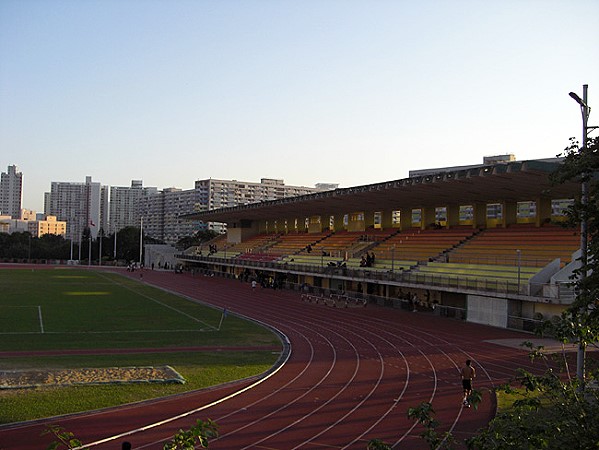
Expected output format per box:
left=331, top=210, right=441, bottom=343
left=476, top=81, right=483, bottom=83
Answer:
left=1, top=0, right=598, bottom=212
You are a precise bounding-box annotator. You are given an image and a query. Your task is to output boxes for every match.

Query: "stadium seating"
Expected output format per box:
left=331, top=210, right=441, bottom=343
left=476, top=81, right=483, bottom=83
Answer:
left=370, top=227, right=478, bottom=262
left=447, top=224, right=579, bottom=266
left=407, top=261, right=542, bottom=293
left=266, top=231, right=331, bottom=255
left=223, top=233, right=279, bottom=255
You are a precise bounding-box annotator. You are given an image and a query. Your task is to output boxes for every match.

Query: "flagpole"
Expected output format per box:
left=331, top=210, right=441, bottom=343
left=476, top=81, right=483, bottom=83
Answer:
left=139, top=217, right=143, bottom=267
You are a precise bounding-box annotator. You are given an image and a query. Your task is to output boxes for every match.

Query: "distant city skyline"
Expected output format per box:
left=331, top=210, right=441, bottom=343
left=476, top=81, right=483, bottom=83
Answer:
left=2, top=1, right=598, bottom=213
left=3, top=168, right=332, bottom=213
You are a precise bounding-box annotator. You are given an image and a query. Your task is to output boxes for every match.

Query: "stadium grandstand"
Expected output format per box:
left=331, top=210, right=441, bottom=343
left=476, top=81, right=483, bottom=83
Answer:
left=175, top=157, right=583, bottom=332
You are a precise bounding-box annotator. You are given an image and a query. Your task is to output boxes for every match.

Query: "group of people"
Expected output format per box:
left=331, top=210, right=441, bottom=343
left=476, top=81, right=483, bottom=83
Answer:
left=240, top=269, right=287, bottom=290
left=359, top=252, right=376, bottom=267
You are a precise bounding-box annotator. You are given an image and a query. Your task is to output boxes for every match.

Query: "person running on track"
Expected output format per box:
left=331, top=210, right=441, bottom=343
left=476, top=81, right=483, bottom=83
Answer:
left=461, top=359, right=476, bottom=407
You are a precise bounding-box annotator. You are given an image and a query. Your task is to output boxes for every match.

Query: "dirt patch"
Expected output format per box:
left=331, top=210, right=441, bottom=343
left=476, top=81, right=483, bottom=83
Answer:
left=0, top=366, right=185, bottom=389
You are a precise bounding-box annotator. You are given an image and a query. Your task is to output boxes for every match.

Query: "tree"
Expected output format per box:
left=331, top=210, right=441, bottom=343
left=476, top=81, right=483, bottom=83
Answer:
left=115, top=226, right=142, bottom=262
left=547, top=135, right=599, bottom=384
left=176, top=229, right=219, bottom=250
left=162, top=419, right=218, bottom=449
left=467, top=137, right=599, bottom=449
left=466, top=342, right=599, bottom=449
left=35, top=234, right=71, bottom=260
left=44, top=420, right=218, bottom=450
left=43, top=425, right=82, bottom=450
left=407, top=393, right=481, bottom=450
left=0, top=231, right=33, bottom=259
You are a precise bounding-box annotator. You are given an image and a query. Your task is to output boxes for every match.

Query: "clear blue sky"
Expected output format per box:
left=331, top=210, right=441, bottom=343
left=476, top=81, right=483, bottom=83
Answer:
left=1, top=0, right=598, bottom=212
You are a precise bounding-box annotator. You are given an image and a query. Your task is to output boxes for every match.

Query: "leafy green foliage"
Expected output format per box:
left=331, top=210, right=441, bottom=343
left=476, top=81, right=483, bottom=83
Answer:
left=162, top=419, right=219, bottom=449
left=407, top=401, right=461, bottom=449
left=548, top=136, right=599, bottom=348
left=176, top=229, right=219, bottom=250
left=466, top=343, right=599, bottom=449
left=43, top=420, right=218, bottom=450
left=0, top=232, right=72, bottom=260
left=43, top=425, right=82, bottom=450
left=366, top=438, right=392, bottom=449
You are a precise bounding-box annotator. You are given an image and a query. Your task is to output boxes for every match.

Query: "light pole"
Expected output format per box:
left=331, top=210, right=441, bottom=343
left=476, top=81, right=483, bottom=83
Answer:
left=569, top=86, right=591, bottom=274
left=516, top=249, right=521, bottom=291
left=113, top=225, right=117, bottom=260
left=569, top=84, right=597, bottom=387
left=88, top=234, right=92, bottom=267
left=98, top=228, right=103, bottom=266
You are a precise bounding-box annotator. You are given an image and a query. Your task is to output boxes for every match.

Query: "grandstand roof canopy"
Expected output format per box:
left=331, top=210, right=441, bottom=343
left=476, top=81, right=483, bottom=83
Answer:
left=186, top=159, right=581, bottom=224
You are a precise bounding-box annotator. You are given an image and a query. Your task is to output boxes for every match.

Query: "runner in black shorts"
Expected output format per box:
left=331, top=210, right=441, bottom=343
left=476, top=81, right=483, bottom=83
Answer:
left=460, top=359, right=475, bottom=407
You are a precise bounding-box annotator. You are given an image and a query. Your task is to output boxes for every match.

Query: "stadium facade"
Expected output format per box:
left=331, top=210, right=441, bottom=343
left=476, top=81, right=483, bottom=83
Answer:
left=176, top=157, right=583, bottom=331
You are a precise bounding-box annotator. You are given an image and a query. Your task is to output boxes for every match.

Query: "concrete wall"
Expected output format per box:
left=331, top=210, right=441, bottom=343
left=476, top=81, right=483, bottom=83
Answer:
left=467, top=294, right=508, bottom=328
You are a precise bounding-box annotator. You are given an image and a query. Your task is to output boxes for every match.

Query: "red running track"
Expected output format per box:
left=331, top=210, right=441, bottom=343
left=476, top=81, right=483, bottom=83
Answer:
left=0, top=268, right=545, bottom=449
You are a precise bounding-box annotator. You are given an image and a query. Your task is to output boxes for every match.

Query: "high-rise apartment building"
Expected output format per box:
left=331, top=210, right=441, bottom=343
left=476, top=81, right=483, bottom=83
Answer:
left=140, top=178, right=335, bottom=244
left=109, top=180, right=158, bottom=233
left=0, top=165, right=23, bottom=219
left=140, top=187, right=200, bottom=245
left=194, top=178, right=333, bottom=211
left=44, top=176, right=108, bottom=240
left=194, top=178, right=335, bottom=233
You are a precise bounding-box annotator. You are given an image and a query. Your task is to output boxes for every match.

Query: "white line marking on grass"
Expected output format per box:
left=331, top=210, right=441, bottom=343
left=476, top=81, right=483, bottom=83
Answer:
left=44, top=329, right=214, bottom=334
left=96, top=272, right=217, bottom=330
left=0, top=305, right=45, bottom=334
left=38, top=306, right=44, bottom=333
left=0, top=328, right=216, bottom=336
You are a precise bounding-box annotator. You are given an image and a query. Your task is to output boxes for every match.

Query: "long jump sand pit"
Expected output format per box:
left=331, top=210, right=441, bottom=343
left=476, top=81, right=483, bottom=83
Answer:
left=0, top=366, right=185, bottom=389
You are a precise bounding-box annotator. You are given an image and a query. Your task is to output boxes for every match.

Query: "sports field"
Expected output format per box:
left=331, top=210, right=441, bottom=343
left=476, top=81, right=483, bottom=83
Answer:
left=0, top=268, right=282, bottom=424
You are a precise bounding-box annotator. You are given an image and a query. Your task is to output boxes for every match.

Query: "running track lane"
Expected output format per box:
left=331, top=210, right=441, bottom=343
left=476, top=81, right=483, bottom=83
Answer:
left=0, top=268, right=546, bottom=449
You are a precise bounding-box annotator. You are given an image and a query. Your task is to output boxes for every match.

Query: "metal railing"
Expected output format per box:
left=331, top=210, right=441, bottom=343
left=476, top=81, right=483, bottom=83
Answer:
left=175, top=253, right=573, bottom=302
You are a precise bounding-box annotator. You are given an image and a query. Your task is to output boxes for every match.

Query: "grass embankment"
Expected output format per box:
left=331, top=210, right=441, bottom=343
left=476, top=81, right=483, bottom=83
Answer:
left=0, top=269, right=281, bottom=424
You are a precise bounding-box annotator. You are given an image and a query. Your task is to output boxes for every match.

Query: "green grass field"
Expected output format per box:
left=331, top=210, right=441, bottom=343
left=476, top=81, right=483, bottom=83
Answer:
left=0, top=268, right=282, bottom=424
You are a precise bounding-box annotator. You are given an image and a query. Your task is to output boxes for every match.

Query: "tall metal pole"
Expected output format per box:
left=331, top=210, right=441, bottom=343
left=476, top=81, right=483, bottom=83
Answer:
left=516, top=249, right=521, bottom=291
left=139, top=217, right=143, bottom=266
left=570, top=84, right=590, bottom=386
